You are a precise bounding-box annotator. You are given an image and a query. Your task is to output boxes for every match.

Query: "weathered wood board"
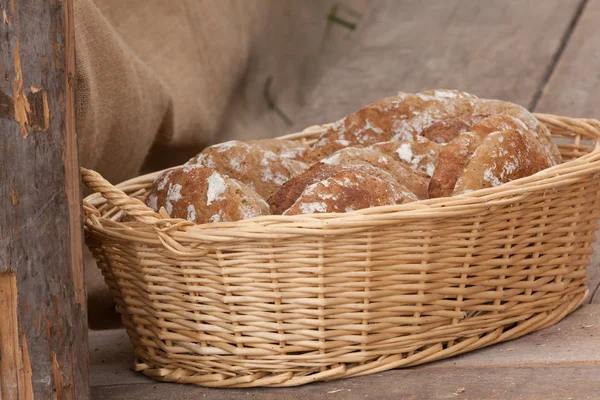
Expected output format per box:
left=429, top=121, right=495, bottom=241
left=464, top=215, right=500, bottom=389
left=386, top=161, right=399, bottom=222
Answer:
left=533, top=0, right=600, bottom=303
left=0, top=0, right=89, bottom=398
left=292, top=0, right=584, bottom=129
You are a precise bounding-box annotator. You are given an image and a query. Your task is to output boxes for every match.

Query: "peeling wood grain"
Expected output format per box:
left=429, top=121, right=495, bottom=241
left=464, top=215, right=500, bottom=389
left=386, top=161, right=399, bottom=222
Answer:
left=12, top=40, right=30, bottom=138
left=52, top=352, right=73, bottom=400
left=0, top=87, right=50, bottom=130
left=19, top=333, right=33, bottom=400
left=27, top=88, right=49, bottom=130
left=0, top=273, right=29, bottom=400
left=64, top=0, right=85, bottom=306
left=0, top=0, right=89, bottom=398
left=2, top=8, right=8, bottom=24
left=10, top=188, right=18, bottom=205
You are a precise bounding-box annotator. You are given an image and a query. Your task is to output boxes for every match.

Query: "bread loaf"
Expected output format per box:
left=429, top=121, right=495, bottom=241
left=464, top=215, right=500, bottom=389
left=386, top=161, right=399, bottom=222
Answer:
left=453, top=128, right=552, bottom=195
left=146, top=164, right=270, bottom=224
left=320, top=147, right=429, bottom=199
left=186, top=140, right=308, bottom=198
left=473, top=99, right=560, bottom=165
left=429, top=114, right=536, bottom=198
left=141, top=89, right=562, bottom=221
left=305, top=89, right=478, bottom=161
left=277, top=164, right=418, bottom=215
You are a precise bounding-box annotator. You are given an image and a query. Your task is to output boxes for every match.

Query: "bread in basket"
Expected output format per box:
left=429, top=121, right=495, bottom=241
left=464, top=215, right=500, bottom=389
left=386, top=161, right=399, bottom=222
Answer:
left=83, top=107, right=600, bottom=387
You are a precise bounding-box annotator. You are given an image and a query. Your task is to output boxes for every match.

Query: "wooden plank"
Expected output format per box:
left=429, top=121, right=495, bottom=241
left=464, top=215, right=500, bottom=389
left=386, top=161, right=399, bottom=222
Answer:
left=91, top=364, right=600, bottom=400
left=532, top=0, right=600, bottom=303
left=0, top=0, right=90, bottom=398
left=292, top=0, right=584, bottom=130
left=534, top=0, right=600, bottom=118
left=0, top=274, right=33, bottom=400
left=89, top=304, right=600, bottom=393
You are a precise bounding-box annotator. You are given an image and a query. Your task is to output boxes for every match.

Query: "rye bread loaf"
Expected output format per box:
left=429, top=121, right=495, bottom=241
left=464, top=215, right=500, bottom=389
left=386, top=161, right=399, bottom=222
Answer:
left=146, top=164, right=270, bottom=224
left=429, top=114, right=536, bottom=198
left=269, top=162, right=418, bottom=215
left=453, top=128, right=552, bottom=195
left=186, top=140, right=308, bottom=198
left=319, top=147, right=429, bottom=199
left=279, top=165, right=418, bottom=215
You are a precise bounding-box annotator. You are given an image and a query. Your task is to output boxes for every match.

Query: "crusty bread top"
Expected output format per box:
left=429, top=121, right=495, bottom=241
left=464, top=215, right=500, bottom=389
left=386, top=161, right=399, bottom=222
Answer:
left=320, top=147, right=429, bottom=199
left=146, top=164, right=270, bottom=224
left=369, top=137, right=443, bottom=177
left=282, top=165, right=417, bottom=215
left=186, top=140, right=308, bottom=199
left=420, top=114, right=488, bottom=143
left=246, top=138, right=309, bottom=161
left=428, top=114, right=539, bottom=198
left=453, top=128, right=552, bottom=195
left=305, top=89, right=479, bottom=161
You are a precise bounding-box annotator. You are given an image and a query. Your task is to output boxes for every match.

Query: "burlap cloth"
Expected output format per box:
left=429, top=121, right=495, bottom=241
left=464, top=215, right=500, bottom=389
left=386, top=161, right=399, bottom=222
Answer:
left=76, top=0, right=368, bottom=328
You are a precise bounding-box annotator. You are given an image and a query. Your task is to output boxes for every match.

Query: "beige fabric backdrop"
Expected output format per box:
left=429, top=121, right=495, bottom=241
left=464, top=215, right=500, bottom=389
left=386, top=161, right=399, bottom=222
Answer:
left=74, top=0, right=362, bottom=183
left=75, top=0, right=368, bottom=328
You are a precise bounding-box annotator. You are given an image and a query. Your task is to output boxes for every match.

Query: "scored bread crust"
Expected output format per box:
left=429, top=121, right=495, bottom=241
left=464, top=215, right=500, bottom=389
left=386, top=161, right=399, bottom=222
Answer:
left=420, top=114, right=488, bottom=143
left=269, top=161, right=419, bottom=215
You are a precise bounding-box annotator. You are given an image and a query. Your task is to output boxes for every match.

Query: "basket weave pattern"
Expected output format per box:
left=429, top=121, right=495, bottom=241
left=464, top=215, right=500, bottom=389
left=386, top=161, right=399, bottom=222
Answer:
left=83, top=114, right=600, bottom=387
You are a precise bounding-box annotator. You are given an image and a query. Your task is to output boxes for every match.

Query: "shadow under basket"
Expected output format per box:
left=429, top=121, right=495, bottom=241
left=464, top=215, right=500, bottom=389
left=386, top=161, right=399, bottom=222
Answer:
left=83, top=114, right=600, bottom=388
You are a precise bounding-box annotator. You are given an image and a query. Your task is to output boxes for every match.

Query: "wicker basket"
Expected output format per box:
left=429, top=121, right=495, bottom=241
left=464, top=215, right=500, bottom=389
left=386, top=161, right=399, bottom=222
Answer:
left=83, top=114, right=600, bottom=388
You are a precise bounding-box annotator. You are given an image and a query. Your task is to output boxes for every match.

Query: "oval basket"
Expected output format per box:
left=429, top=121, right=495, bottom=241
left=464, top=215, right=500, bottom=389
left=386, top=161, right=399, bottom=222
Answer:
left=83, top=114, right=600, bottom=388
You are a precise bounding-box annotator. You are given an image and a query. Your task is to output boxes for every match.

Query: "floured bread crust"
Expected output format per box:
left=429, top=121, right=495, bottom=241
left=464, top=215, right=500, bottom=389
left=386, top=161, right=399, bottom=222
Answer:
left=280, top=165, right=418, bottom=215
left=320, top=147, right=429, bottom=199
left=305, top=89, right=479, bottom=160
left=369, top=137, right=443, bottom=177
left=453, top=128, right=552, bottom=195
left=138, top=89, right=560, bottom=221
left=146, top=164, right=270, bottom=223
left=429, top=114, right=537, bottom=198
left=186, top=140, right=308, bottom=198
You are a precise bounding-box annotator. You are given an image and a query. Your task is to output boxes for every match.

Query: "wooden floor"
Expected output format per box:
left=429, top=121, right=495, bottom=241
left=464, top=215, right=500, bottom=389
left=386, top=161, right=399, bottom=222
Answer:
left=89, top=1, right=600, bottom=398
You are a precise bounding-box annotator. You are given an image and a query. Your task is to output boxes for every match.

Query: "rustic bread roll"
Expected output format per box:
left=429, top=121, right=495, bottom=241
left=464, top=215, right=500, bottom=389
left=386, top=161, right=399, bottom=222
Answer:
left=268, top=163, right=343, bottom=214
left=429, top=114, right=534, bottom=198
left=473, top=99, right=560, bottom=165
left=279, top=165, right=418, bottom=215
left=453, top=128, right=552, bottom=195
left=186, top=140, right=308, bottom=199
left=305, top=89, right=478, bottom=161
left=145, top=164, right=270, bottom=224
left=320, top=147, right=429, bottom=199
left=269, top=161, right=418, bottom=215
left=369, top=137, right=443, bottom=177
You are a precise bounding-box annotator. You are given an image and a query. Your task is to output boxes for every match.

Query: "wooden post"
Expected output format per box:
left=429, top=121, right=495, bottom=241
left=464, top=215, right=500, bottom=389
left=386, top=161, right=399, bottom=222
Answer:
left=0, top=0, right=90, bottom=399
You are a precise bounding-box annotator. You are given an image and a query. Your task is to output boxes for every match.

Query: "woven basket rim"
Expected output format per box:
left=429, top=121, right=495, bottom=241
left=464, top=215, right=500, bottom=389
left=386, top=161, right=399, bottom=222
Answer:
left=82, top=114, right=600, bottom=234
